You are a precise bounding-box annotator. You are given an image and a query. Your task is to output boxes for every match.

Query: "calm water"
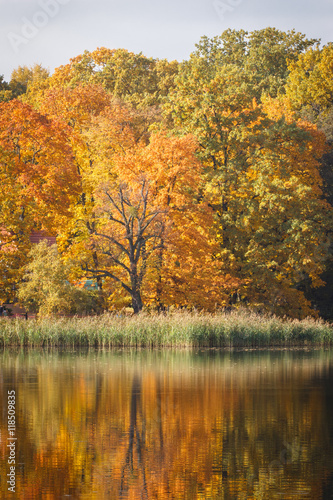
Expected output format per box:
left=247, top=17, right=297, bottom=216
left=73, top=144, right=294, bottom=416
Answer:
left=0, top=349, right=333, bottom=499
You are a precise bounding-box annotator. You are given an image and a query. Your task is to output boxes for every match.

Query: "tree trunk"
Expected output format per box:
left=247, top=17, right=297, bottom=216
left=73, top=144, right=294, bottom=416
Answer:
left=130, top=263, right=143, bottom=314
left=131, top=291, right=143, bottom=314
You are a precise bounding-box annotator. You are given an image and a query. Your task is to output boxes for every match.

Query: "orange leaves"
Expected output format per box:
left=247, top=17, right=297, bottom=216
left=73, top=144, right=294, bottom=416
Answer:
left=40, top=84, right=110, bottom=131
left=0, top=99, right=81, bottom=300
left=0, top=99, right=80, bottom=229
left=109, top=132, right=202, bottom=210
left=145, top=133, right=201, bottom=194
left=120, top=133, right=239, bottom=310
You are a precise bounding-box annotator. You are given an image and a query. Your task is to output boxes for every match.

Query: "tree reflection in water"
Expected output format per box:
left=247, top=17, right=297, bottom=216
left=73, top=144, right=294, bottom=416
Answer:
left=0, top=349, right=332, bottom=499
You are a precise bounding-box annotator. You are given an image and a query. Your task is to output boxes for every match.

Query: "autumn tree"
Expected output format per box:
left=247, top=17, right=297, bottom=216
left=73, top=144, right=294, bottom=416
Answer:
left=31, top=83, right=158, bottom=309
left=137, top=132, right=238, bottom=311
left=285, top=44, right=333, bottom=318
left=83, top=180, right=166, bottom=313
left=63, top=124, right=238, bottom=313
left=0, top=99, right=79, bottom=301
left=36, top=85, right=131, bottom=295
left=165, top=44, right=331, bottom=317
left=33, top=81, right=235, bottom=313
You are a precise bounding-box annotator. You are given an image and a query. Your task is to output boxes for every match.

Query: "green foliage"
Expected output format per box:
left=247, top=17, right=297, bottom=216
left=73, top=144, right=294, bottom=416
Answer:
left=9, top=64, right=49, bottom=98
left=0, top=75, right=12, bottom=102
left=27, top=48, right=178, bottom=108
left=192, top=28, right=318, bottom=100
left=286, top=44, right=333, bottom=113
left=17, top=241, right=101, bottom=317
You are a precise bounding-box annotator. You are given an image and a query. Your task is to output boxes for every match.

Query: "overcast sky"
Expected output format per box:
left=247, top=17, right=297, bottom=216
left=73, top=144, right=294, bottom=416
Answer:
left=1, top=0, right=332, bottom=81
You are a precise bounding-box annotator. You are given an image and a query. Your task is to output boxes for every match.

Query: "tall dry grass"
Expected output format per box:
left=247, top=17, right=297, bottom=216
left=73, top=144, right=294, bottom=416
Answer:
left=0, top=310, right=332, bottom=348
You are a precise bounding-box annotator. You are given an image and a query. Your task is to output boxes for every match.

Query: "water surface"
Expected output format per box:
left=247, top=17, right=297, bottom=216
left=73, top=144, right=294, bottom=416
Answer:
left=0, top=348, right=333, bottom=499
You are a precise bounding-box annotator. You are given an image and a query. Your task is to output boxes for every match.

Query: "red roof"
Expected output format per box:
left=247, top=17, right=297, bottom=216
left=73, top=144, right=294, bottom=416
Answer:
left=29, top=231, right=56, bottom=245
left=1, top=228, right=56, bottom=251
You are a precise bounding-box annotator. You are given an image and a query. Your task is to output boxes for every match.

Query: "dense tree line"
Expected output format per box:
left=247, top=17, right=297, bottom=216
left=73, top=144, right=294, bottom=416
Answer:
left=0, top=28, right=332, bottom=317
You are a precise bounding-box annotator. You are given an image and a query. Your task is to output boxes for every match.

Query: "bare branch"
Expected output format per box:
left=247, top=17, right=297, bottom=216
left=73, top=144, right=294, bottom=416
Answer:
left=99, top=250, right=131, bottom=273
left=95, top=232, right=130, bottom=256
left=84, top=265, right=133, bottom=295
left=104, top=190, right=125, bottom=220
left=140, top=211, right=165, bottom=234
left=108, top=213, right=126, bottom=226
left=118, top=185, right=129, bottom=224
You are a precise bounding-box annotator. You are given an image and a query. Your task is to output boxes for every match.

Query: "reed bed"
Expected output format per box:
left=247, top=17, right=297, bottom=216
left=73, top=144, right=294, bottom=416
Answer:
left=0, top=310, right=332, bottom=348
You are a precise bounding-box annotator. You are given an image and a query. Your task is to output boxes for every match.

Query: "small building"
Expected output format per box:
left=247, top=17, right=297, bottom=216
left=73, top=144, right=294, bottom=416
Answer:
left=29, top=231, right=56, bottom=246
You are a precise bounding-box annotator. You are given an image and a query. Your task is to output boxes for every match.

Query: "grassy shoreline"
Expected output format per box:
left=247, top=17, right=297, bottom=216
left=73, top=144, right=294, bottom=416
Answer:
left=0, top=310, right=332, bottom=348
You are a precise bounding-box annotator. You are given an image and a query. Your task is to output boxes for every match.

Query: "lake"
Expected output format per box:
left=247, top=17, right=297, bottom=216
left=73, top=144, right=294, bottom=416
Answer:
left=0, top=348, right=333, bottom=499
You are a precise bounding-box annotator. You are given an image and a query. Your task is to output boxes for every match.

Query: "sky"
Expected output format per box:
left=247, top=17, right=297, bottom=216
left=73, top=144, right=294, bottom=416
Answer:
left=1, top=0, right=332, bottom=81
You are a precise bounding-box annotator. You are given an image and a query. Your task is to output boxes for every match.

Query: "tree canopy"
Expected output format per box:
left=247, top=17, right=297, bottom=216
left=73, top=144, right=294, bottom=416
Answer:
left=1, top=28, right=332, bottom=317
